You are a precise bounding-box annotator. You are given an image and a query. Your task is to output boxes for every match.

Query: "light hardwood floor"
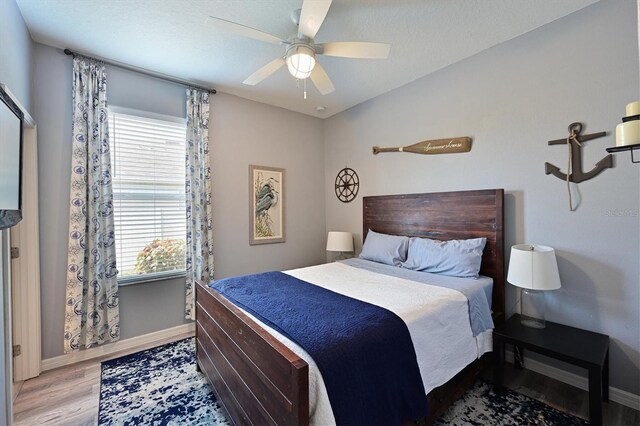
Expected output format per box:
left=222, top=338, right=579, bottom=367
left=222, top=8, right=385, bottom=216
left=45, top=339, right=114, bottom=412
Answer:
left=13, top=331, right=194, bottom=426
left=13, top=337, right=640, bottom=425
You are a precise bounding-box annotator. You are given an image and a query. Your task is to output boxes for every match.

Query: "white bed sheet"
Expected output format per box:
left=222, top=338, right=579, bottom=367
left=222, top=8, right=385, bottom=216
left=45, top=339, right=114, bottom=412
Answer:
left=236, top=262, right=492, bottom=425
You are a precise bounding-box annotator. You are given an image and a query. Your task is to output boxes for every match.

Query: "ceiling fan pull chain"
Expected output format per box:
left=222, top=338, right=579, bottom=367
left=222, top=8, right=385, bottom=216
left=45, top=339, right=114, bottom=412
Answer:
left=304, top=78, right=307, bottom=100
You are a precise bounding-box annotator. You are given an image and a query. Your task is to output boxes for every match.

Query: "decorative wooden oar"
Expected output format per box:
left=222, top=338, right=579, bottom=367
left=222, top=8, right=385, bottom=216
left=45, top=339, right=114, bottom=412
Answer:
left=373, top=136, right=471, bottom=154
left=372, top=137, right=472, bottom=155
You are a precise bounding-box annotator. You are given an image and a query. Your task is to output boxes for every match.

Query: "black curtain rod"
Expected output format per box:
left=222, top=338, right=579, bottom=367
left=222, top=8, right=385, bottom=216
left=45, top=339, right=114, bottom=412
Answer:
left=63, top=48, right=217, bottom=94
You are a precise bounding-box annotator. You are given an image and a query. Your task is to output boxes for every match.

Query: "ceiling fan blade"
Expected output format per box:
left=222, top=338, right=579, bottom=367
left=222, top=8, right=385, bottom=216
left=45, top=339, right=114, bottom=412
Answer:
left=298, top=0, right=332, bottom=39
left=310, top=62, right=335, bottom=95
left=243, top=57, right=286, bottom=85
left=207, top=16, right=283, bottom=45
left=318, top=42, right=391, bottom=59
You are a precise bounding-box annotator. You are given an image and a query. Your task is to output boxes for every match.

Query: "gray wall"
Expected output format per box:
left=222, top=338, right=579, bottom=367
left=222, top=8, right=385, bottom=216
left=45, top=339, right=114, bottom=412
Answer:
left=0, top=0, right=33, bottom=422
left=210, top=92, right=326, bottom=279
left=33, top=44, right=326, bottom=359
left=0, top=0, right=33, bottom=112
left=324, top=0, right=640, bottom=395
left=32, top=44, right=70, bottom=359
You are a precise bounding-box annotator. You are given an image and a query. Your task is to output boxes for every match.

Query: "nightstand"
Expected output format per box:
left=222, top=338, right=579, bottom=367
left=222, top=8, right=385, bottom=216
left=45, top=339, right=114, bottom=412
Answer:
left=493, top=314, right=609, bottom=425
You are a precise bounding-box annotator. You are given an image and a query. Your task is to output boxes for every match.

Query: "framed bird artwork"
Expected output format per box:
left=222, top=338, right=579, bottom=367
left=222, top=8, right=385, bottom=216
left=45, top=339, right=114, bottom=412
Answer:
left=249, top=165, right=285, bottom=245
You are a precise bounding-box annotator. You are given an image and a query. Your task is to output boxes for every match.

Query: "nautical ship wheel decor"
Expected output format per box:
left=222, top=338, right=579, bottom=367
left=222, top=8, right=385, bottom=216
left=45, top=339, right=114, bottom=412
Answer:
left=334, top=167, right=359, bottom=203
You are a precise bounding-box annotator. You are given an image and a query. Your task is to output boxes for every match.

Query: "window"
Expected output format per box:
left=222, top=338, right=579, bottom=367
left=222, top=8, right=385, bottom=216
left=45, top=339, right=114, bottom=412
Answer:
left=108, top=108, right=187, bottom=284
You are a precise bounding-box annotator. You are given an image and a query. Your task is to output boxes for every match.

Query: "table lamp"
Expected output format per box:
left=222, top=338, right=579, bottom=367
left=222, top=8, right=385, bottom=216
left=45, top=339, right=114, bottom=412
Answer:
left=507, top=244, right=561, bottom=328
left=326, top=231, right=354, bottom=261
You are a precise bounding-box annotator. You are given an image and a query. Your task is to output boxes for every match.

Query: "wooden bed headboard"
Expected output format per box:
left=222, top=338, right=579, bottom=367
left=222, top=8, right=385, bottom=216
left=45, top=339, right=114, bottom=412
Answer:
left=363, top=189, right=505, bottom=322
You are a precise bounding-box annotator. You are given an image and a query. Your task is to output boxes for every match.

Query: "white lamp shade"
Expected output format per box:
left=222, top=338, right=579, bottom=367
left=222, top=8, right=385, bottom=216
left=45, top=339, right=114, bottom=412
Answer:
left=507, top=244, right=561, bottom=290
left=326, top=231, right=354, bottom=252
left=286, top=45, right=316, bottom=79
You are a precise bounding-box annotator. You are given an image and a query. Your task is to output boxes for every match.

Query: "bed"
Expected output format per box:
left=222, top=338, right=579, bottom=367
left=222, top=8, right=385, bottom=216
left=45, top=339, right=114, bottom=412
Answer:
left=195, top=189, right=504, bottom=425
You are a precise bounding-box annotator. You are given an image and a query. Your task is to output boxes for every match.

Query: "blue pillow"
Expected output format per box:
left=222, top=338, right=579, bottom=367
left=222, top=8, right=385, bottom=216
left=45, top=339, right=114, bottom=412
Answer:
left=359, top=230, right=409, bottom=266
left=402, top=237, right=487, bottom=278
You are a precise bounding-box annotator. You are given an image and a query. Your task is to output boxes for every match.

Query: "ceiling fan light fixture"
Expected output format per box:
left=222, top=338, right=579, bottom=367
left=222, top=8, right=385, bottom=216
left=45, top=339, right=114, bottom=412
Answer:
left=286, top=44, right=316, bottom=79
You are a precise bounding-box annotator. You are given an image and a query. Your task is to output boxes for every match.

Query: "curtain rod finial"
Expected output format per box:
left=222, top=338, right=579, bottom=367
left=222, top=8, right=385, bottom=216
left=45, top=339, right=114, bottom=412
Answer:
left=64, top=49, right=73, bottom=56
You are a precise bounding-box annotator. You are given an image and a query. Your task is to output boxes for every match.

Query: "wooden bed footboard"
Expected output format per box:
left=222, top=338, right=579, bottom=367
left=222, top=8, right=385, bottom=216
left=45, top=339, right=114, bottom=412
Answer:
left=195, top=279, right=309, bottom=425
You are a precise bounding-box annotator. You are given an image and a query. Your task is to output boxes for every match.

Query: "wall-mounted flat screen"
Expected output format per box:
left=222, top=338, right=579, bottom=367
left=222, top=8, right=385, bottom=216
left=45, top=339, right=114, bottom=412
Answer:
left=0, top=87, right=24, bottom=230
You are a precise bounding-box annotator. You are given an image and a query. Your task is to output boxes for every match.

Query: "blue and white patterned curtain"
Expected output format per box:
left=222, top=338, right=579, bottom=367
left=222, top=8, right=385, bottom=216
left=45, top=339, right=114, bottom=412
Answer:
left=185, top=88, right=214, bottom=320
left=64, top=57, right=119, bottom=353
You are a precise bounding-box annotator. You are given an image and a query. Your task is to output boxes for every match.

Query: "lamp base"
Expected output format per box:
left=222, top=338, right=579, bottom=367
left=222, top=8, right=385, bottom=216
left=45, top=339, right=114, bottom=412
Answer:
left=521, top=288, right=546, bottom=329
left=520, top=316, right=545, bottom=329
left=333, top=252, right=349, bottom=261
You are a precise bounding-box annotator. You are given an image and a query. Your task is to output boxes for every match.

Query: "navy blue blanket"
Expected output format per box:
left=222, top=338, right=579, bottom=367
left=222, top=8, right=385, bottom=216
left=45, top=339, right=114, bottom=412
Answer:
left=210, top=271, right=427, bottom=425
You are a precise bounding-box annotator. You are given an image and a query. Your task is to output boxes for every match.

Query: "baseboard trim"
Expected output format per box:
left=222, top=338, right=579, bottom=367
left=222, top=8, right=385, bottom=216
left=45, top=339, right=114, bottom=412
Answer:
left=12, top=381, right=23, bottom=403
left=506, top=349, right=640, bottom=411
left=41, top=323, right=195, bottom=372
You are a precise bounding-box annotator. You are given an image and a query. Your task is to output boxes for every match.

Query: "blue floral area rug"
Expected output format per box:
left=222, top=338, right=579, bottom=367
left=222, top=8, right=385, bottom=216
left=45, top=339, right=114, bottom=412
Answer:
left=434, top=380, right=589, bottom=426
left=98, top=338, right=229, bottom=425
left=100, top=337, right=587, bottom=425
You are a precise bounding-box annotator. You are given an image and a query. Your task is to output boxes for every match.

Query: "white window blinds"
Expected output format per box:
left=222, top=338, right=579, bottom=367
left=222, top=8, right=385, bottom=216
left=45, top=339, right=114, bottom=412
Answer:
left=108, top=109, right=187, bottom=283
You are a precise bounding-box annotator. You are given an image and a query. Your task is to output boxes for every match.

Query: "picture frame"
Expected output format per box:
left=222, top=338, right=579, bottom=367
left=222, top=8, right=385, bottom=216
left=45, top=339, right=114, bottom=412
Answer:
left=249, top=165, right=285, bottom=245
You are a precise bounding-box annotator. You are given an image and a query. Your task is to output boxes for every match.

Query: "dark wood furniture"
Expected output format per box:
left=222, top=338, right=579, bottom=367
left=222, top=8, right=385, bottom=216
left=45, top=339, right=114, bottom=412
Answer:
left=493, top=314, right=609, bottom=425
left=363, top=189, right=504, bottom=322
left=196, top=188, right=504, bottom=425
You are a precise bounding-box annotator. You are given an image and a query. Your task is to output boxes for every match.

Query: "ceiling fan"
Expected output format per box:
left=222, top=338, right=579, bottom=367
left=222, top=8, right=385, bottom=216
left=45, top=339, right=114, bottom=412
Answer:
left=207, top=0, right=390, bottom=96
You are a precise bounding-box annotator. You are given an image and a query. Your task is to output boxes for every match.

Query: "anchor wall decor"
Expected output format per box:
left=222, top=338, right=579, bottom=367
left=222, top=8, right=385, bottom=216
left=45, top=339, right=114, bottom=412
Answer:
left=545, top=122, right=612, bottom=183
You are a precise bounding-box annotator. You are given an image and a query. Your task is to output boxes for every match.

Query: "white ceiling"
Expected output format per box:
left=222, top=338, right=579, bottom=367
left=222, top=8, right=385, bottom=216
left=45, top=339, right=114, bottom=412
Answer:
left=16, top=0, right=598, bottom=118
